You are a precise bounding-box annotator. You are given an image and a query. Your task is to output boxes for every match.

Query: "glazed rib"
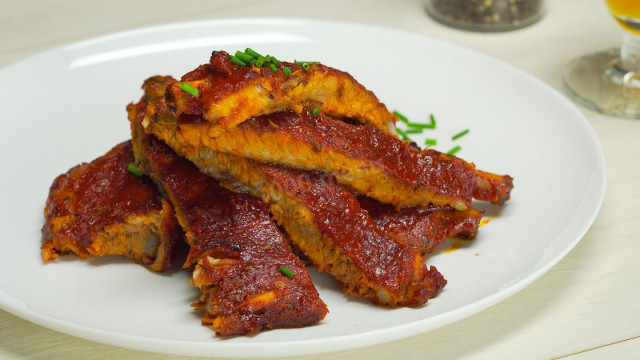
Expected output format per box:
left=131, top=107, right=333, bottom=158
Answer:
left=151, top=51, right=397, bottom=137
left=146, top=106, right=477, bottom=210
left=473, top=170, right=513, bottom=205
left=359, top=197, right=484, bottom=254
left=131, top=122, right=327, bottom=335
left=41, top=141, right=184, bottom=272
left=130, top=96, right=446, bottom=307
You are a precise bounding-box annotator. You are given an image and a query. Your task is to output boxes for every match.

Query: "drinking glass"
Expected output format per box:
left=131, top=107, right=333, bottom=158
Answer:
left=563, top=0, right=640, bottom=118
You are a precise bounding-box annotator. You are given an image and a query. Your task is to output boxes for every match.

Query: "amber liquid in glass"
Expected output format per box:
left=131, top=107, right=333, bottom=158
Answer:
left=562, top=0, right=640, bottom=118
left=605, top=0, right=640, bottom=34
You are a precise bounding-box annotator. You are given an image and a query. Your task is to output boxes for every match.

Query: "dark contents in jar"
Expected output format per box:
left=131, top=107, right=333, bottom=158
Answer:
left=429, top=0, right=542, bottom=29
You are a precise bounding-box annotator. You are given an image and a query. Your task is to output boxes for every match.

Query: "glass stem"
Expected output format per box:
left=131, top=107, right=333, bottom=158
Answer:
left=621, top=31, right=640, bottom=72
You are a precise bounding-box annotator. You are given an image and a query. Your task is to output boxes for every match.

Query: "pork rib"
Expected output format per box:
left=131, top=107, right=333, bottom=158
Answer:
left=152, top=51, right=397, bottom=137
left=41, top=141, right=184, bottom=272
left=146, top=107, right=477, bottom=211
left=131, top=120, right=327, bottom=335
left=360, top=197, right=484, bottom=254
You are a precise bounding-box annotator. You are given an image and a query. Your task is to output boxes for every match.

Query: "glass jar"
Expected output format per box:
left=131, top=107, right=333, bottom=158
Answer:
left=425, top=0, right=544, bottom=32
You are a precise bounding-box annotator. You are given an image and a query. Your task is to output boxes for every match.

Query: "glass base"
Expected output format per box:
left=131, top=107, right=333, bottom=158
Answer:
left=563, top=48, right=640, bottom=119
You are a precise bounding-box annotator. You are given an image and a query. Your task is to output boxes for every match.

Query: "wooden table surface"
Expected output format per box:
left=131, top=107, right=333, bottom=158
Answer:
left=1, top=0, right=639, bottom=359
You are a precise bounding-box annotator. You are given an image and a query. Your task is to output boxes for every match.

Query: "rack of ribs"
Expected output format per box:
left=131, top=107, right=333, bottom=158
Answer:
left=130, top=99, right=446, bottom=307
left=153, top=50, right=397, bottom=137
left=41, top=141, right=184, bottom=272
left=41, top=48, right=515, bottom=336
left=130, top=119, right=327, bottom=335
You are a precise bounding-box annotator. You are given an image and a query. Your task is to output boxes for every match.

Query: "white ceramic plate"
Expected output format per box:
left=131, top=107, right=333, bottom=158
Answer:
left=0, top=19, right=605, bottom=358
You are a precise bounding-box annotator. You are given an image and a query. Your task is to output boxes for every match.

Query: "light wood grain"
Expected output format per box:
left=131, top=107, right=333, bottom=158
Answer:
left=2, top=0, right=639, bottom=359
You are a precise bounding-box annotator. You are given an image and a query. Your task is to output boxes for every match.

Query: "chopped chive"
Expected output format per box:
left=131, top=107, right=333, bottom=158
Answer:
left=395, top=128, right=411, bottom=141
left=127, top=163, right=143, bottom=176
left=406, top=114, right=436, bottom=129
left=255, top=55, right=265, bottom=67
left=393, top=111, right=437, bottom=129
left=404, top=128, right=423, bottom=134
left=424, top=138, right=437, bottom=146
left=270, top=56, right=281, bottom=67
left=296, top=61, right=318, bottom=70
left=278, top=265, right=296, bottom=278
left=180, top=82, right=200, bottom=98
left=393, top=110, right=410, bottom=125
left=269, top=63, right=278, bottom=72
left=283, top=66, right=292, bottom=75
left=229, top=55, right=247, bottom=67
left=452, top=129, right=469, bottom=141
left=312, top=108, right=319, bottom=117
left=428, top=114, right=437, bottom=128
left=406, top=122, right=434, bottom=129
left=235, top=51, right=253, bottom=63
left=447, top=145, right=462, bottom=155
left=244, top=47, right=262, bottom=59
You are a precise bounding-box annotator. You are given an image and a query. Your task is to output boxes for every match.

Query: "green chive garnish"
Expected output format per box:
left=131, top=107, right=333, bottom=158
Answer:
left=396, top=128, right=411, bottom=141
left=245, top=48, right=262, bottom=59
left=392, top=111, right=436, bottom=129
left=393, top=110, right=410, bottom=125
left=180, top=82, right=200, bottom=98
left=269, top=63, right=278, bottom=72
left=127, top=163, right=143, bottom=176
left=278, top=265, right=296, bottom=278
left=255, top=55, right=265, bottom=67
left=407, top=122, right=434, bottom=129
left=235, top=51, right=253, bottom=63
left=425, top=138, right=437, bottom=146
left=295, top=61, right=318, bottom=70
left=447, top=145, right=462, bottom=155
left=405, top=129, right=423, bottom=134
left=229, top=55, right=247, bottom=67
left=283, top=66, right=292, bottom=75
left=406, top=115, right=436, bottom=129
left=270, top=56, right=281, bottom=67
left=452, top=129, right=469, bottom=141
left=426, top=114, right=437, bottom=129
left=312, top=108, right=319, bottom=117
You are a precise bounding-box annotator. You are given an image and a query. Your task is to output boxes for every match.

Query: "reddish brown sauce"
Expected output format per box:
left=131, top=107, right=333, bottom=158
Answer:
left=143, top=134, right=326, bottom=334
left=257, top=163, right=446, bottom=301
left=169, top=51, right=394, bottom=131
left=240, top=109, right=476, bottom=207
left=176, top=51, right=257, bottom=115
left=473, top=169, right=514, bottom=204
left=42, top=141, right=162, bottom=249
left=358, top=197, right=483, bottom=253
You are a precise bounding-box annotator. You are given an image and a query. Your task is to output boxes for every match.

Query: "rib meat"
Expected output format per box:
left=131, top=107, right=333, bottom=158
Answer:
left=131, top=122, right=327, bottom=335
left=360, top=197, right=484, bottom=254
left=151, top=51, right=397, bottom=137
left=473, top=170, right=513, bottom=205
left=129, top=98, right=446, bottom=307
left=146, top=108, right=476, bottom=211
left=41, top=141, right=184, bottom=272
